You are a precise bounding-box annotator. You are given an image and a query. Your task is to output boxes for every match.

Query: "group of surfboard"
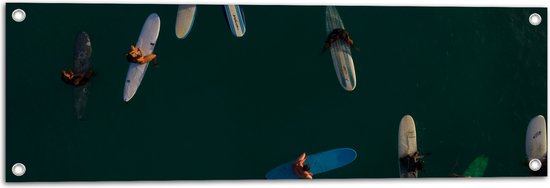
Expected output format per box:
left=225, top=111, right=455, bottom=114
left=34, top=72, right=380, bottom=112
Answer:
left=60, top=5, right=247, bottom=111
left=401, top=114, right=547, bottom=178
left=267, top=114, right=547, bottom=179
left=58, top=5, right=546, bottom=179
left=126, top=5, right=247, bottom=102
left=62, top=6, right=358, bottom=104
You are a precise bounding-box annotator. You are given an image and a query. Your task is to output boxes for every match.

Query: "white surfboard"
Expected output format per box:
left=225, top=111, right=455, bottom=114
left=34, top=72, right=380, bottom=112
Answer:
left=398, top=115, right=418, bottom=178
left=224, top=5, right=246, bottom=37
left=123, top=13, right=161, bottom=102
left=325, top=6, right=356, bottom=91
left=526, top=115, right=547, bottom=160
left=175, top=5, right=196, bottom=39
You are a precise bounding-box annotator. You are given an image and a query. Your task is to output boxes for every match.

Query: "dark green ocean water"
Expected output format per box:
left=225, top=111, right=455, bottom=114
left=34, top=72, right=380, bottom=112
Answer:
left=5, top=4, right=547, bottom=181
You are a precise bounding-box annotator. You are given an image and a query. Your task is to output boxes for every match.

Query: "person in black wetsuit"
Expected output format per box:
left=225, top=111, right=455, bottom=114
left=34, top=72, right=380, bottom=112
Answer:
left=323, top=28, right=356, bottom=52
left=400, top=151, right=425, bottom=175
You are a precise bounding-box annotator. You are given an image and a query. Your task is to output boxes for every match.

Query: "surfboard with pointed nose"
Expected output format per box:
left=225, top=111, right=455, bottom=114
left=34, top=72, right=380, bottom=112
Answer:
left=325, top=6, right=356, bottom=91
left=123, top=13, right=161, bottom=102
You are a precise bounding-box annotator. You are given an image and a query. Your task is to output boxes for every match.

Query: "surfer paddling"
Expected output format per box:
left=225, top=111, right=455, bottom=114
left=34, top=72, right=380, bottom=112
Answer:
left=61, top=69, right=95, bottom=86
left=323, top=28, right=358, bottom=52
left=400, top=151, right=425, bottom=176
left=293, top=152, right=313, bottom=179
left=126, top=44, right=158, bottom=67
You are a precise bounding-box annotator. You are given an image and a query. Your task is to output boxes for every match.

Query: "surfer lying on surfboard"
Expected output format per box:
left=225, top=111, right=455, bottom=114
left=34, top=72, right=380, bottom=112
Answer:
left=293, top=152, right=313, bottom=179
left=323, top=28, right=358, bottom=52
left=400, top=151, right=425, bottom=175
left=61, top=69, right=95, bottom=86
left=126, top=45, right=158, bottom=67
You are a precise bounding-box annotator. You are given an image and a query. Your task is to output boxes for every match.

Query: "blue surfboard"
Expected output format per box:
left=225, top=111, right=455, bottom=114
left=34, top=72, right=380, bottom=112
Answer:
left=224, top=5, right=246, bottom=37
left=265, top=148, right=357, bottom=179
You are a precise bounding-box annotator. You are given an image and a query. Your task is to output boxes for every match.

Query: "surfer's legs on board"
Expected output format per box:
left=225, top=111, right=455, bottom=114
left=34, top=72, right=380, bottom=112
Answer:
left=127, top=52, right=157, bottom=66
left=141, top=54, right=156, bottom=65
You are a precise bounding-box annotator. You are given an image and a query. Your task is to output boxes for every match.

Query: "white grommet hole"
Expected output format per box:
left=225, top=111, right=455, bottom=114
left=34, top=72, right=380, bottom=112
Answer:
left=12, top=163, right=26, bottom=176
left=529, top=159, right=542, bottom=171
left=529, top=13, right=541, bottom=26
left=12, top=9, right=26, bottom=22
